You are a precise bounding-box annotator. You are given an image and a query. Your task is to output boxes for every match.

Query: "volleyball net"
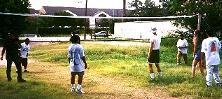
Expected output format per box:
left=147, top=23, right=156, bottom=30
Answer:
left=0, top=12, right=193, bottom=41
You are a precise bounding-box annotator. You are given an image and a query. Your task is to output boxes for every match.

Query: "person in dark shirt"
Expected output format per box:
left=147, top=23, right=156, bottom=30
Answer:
left=1, top=33, right=26, bottom=82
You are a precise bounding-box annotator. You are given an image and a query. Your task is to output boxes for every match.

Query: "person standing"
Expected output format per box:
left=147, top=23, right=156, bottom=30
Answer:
left=147, top=28, right=162, bottom=80
left=176, top=34, right=188, bottom=65
left=192, top=30, right=206, bottom=78
left=20, top=38, right=30, bottom=72
left=201, top=32, right=221, bottom=87
left=68, top=35, right=87, bottom=94
left=0, top=33, right=26, bottom=82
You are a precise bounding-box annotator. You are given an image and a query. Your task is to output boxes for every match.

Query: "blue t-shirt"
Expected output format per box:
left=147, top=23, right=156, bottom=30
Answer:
left=68, top=44, right=85, bottom=72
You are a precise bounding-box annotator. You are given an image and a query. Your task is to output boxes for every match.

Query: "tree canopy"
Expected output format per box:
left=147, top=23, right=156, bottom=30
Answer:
left=128, top=0, right=164, bottom=17
left=0, top=0, right=30, bottom=37
left=169, top=0, right=222, bottom=34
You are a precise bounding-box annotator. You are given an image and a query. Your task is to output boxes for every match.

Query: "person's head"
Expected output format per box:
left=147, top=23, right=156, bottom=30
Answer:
left=70, top=35, right=80, bottom=44
left=25, top=38, right=30, bottom=45
left=194, top=29, right=200, bottom=36
left=8, top=33, right=15, bottom=40
left=179, top=34, right=184, bottom=40
left=151, top=27, right=157, bottom=35
left=207, top=32, right=215, bottom=37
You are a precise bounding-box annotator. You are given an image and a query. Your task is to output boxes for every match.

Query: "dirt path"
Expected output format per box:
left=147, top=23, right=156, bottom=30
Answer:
left=0, top=41, right=176, bottom=98
left=25, top=58, right=177, bottom=99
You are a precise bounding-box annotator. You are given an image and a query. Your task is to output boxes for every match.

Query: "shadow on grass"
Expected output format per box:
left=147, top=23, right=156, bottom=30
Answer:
left=147, top=75, right=191, bottom=86
left=0, top=79, right=74, bottom=99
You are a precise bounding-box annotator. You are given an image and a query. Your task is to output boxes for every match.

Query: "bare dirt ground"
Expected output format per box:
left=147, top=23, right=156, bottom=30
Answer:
left=26, top=59, right=177, bottom=99
left=0, top=41, right=177, bottom=99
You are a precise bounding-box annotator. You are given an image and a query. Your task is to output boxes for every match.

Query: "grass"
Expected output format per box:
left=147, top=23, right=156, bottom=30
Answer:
left=0, top=38, right=222, bottom=98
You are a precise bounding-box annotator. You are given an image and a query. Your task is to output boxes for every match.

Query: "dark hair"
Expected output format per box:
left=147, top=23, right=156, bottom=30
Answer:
left=207, top=32, right=215, bottom=37
left=70, top=35, right=80, bottom=44
left=25, top=38, right=30, bottom=42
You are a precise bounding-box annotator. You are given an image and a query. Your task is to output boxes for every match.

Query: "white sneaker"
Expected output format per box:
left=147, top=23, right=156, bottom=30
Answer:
left=76, top=88, right=85, bottom=94
left=150, top=73, right=155, bottom=80
left=158, top=72, right=163, bottom=78
left=71, top=87, right=75, bottom=93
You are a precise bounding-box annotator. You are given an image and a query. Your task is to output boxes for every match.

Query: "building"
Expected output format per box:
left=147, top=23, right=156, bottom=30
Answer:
left=114, top=21, right=188, bottom=39
left=39, top=6, right=124, bottom=28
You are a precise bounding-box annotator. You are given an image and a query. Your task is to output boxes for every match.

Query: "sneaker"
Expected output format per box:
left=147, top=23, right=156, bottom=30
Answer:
left=150, top=73, right=155, bottom=80
left=216, top=83, right=221, bottom=88
left=17, top=79, right=26, bottom=82
left=158, top=72, right=163, bottom=78
left=176, top=63, right=180, bottom=66
left=76, top=88, right=85, bottom=94
left=206, top=84, right=211, bottom=88
left=71, top=87, right=75, bottom=93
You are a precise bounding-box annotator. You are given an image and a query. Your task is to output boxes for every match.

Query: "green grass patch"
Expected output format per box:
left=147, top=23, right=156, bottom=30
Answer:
left=1, top=38, right=222, bottom=98
left=29, top=40, right=222, bottom=98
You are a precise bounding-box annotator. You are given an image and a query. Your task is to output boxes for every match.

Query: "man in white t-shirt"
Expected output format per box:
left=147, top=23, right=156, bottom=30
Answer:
left=68, top=35, right=87, bottom=94
left=147, top=28, right=162, bottom=80
left=176, top=34, right=188, bottom=65
left=20, top=38, right=30, bottom=72
left=201, top=32, right=221, bottom=87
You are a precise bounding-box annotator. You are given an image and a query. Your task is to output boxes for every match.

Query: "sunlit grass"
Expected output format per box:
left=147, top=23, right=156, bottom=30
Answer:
left=29, top=40, right=222, bottom=98
left=1, top=39, right=222, bottom=98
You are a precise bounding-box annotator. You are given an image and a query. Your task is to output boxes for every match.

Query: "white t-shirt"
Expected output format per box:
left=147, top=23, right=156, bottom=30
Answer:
left=20, top=42, right=30, bottom=58
left=150, top=34, right=161, bottom=50
left=201, top=37, right=221, bottom=65
left=177, top=39, right=188, bottom=54
left=68, top=44, right=85, bottom=72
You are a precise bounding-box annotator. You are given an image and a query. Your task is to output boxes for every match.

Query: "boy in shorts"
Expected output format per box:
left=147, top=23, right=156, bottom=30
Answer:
left=68, top=35, right=87, bottom=94
left=148, top=28, right=162, bottom=80
left=20, top=38, right=30, bottom=72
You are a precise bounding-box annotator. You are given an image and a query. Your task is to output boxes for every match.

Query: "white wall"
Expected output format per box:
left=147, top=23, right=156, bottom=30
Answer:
left=114, top=21, right=183, bottom=39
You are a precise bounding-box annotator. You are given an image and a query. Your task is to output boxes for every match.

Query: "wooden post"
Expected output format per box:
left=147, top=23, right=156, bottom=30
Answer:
left=197, top=0, right=201, bottom=30
left=84, top=0, right=88, bottom=40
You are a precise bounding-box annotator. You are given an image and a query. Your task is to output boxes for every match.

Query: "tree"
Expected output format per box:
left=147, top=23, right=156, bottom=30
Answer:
left=128, top=0, right=162, bottom=17
left=128, top=0, right=143, bottom=16
left=169, top=0, right=222, bottom=34
left=0, top=0, right=30, bottom=37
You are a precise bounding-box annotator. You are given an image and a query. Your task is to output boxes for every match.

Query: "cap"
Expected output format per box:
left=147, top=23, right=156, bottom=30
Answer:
left=151, top=27, right=157, bottom=33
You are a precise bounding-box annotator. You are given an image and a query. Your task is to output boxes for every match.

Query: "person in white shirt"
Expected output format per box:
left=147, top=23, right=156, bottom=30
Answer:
left=201, top=32, right=221, bottom=87
left=147, top=28, right=162, bottom=80
left=176, top=34, right=188, bottom=65
left=68, top=35, right=87, bottom=94
left=20, top=38, right=30, bottom=72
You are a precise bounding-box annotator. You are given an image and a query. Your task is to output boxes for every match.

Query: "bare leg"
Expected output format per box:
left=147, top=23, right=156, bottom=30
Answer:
left=176, top=51, right=181, bottom=64
left=199, top=61, right=205, bottom=77
left=183, top=54, right=188, bottom=65
left=71, top=75, right=75, bottom=84
left=148, top=64, right=154, bottom=73
left=78, top=76, right=83, bottom=85
left=192, top=60, right=199, bottom=78
left=155, top=63, right=161, bottom=72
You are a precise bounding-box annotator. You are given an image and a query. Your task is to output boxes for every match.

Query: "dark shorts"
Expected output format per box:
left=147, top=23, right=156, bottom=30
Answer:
left=21, top=58, right=28, bottom=66
left=194, top=50, right=201, bottom=61
left=71, top=71, right=84, bottom=77
left=148, top=50, right=160, bottom=63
